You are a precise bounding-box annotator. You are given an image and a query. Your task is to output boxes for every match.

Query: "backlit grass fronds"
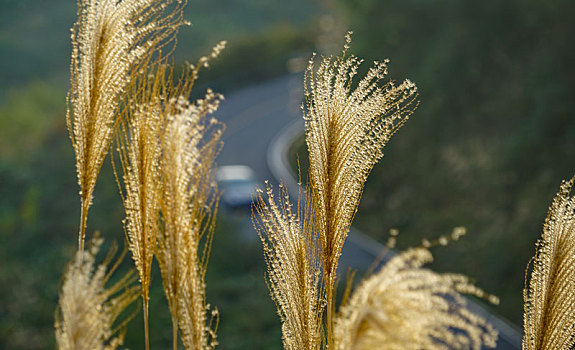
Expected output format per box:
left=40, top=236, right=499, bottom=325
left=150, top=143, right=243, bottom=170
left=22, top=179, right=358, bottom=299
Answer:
left=303, top=32, right=418, bottom=343
left=157, top=85, right=224, bottom=350
left=253, top=183, right=323, bottom=350
left=55, top=236, right=139, bottom=350
left=523, top=177, right=575, bottom=350
left=114, top=62, right=169, bottom=350
left=334, top=247, right=498, bottom=350
left=67, top=0, right=188, bottom=254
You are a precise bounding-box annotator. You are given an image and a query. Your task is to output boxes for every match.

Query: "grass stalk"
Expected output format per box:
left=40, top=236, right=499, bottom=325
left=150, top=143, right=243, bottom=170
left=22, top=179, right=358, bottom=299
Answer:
left=78, top=198, right=89, bottom=258
left=326, top=281, right=334, bottom=350
left=172, top=314, right=178, bottom=350
left=144, top=300, right=150, bottom=350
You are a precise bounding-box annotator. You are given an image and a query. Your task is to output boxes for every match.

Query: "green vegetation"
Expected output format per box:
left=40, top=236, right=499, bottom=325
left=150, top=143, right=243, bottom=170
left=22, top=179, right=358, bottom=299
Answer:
left=0, top=0, right=322, bottom=90
left=330, top=0, right=575, bottom=325
left=0, top=141, right=280, bottom=348
left=197, top=23, right=316, bottom=93
left=288, top=0, right=575, bottom=327
left=0, top=82, right=65, bottom=163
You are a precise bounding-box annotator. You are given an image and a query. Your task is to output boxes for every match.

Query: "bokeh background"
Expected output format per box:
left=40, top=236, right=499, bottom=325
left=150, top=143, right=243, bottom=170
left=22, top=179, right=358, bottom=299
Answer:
left=1, top=0, right=574, bottom=348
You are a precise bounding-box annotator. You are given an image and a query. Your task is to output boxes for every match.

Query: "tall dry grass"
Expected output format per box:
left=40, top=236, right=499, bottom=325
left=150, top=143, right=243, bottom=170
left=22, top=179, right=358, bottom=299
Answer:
left=155, top=57, right=224, bottom=350
left=523, top=177, right=575, bottom=350
left=56, top=1, right=575, bottom=349
left=252, top=33, right=503, bottom=349
left=61, top=1, right=224, bottom=349
left=67, top=0, right=189, bottom=256
left=55, top=236, right=139, bottom=350
left=253, top=183, right=323, bottom=350
left=302, top=33, right=418, bottom=346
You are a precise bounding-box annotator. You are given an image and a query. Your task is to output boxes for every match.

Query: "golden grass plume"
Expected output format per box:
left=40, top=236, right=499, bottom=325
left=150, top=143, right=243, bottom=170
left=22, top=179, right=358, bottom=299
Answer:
left=113, top=22, right=226, bottom=313
left=114, top=61, right=169, bottom=350
left=334, top=247, right=498, bottom=350
left=304, top=32, right=418, bottom=281
left=523, top=177, right=575, bottom=349
left=303, top=32, right=418, bottom=344
left=67, top=0, right=189, bottom=254
left=253, top=33, right=502, bottom=350
left=55, top=236, right=139, bottom=350
left=155, top=55, right=225, bottom=349
left=253, top=183, right=323, bottom=350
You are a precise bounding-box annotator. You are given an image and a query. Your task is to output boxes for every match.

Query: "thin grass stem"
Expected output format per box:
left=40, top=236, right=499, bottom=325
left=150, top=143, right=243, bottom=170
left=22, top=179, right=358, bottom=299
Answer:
left=144, top=300, right=150, bottom=350
left=78, top=198, right=89, bottom=260
left=172, top=315, right=178, bottom=350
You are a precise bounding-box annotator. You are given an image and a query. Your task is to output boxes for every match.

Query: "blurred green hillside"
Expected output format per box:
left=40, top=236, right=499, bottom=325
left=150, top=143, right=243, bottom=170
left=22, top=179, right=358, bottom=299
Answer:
left=0, top=0, right=320, bottom=86
left=333, top=0, right=575, bottom=325
left=290, top=0, right=574, bottom=328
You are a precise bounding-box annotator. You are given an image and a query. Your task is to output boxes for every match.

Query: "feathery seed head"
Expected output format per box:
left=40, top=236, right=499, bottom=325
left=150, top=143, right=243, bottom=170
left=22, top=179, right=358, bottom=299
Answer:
left=154, top=57, right=224, bottom=349
left=253, top=184, right=323, bottom=350
left=116, top=62, right=170, bottom=304
left=68, top=0, right=190, bottom=252
left=304, top=32, right=419, bottom=283
left=55, top=236, right=138, bottom=350
left=334, top=247, right=498, bottom=350
left=523, top=177, right=575, bottom=350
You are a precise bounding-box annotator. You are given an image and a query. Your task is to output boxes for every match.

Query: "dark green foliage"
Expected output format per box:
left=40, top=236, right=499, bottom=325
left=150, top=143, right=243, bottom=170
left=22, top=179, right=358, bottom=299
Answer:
left=0, top=136, right=75, bottom=349
left=196, top=24, right=316, bottom=94
left=0, top=124, right=126, bottom=349
left=206, top=218, right=282, bottom=349
left=331, top=0, right=575, bottom=324
left=0, top=82, right=65, bottom=163
left=0, top=127, right=280, bottom=348
left=0, top=0, right=323, bottom=90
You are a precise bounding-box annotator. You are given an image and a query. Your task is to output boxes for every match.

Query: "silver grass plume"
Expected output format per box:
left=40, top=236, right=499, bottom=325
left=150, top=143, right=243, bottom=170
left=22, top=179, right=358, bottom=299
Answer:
left=303, top=32, right=418, bottom=344
left=55, top=236, right=139, bottom=350
left=158, top=93, right=223, bottom=350
left=253, top=183, right=323, bottom=350
left=523, top=177, right=575, bottom=349
left=114, top=61, right=167, bottom=350
left=334, top=247, right=499, bottom=350
left=67, top=0, right=189, bottom=254
left=156, top=47, right=225, bottom=349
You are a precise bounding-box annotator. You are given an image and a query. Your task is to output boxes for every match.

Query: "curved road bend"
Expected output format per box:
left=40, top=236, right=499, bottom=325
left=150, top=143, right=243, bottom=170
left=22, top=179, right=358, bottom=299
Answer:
left=215, top=74, right=303, bottom=182
left=213, top=74, right=522, bottom=350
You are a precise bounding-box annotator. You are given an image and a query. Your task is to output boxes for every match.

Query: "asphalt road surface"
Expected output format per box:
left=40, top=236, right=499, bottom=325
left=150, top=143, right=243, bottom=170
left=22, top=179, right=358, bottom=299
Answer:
left=213, top=74, right=522, bottom=349
left=216, top=74, right=303, bottom=182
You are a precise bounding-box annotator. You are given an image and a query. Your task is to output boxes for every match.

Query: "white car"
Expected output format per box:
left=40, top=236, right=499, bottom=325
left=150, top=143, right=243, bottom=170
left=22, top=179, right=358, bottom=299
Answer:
left=216, top=165, right=257, bottom=209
